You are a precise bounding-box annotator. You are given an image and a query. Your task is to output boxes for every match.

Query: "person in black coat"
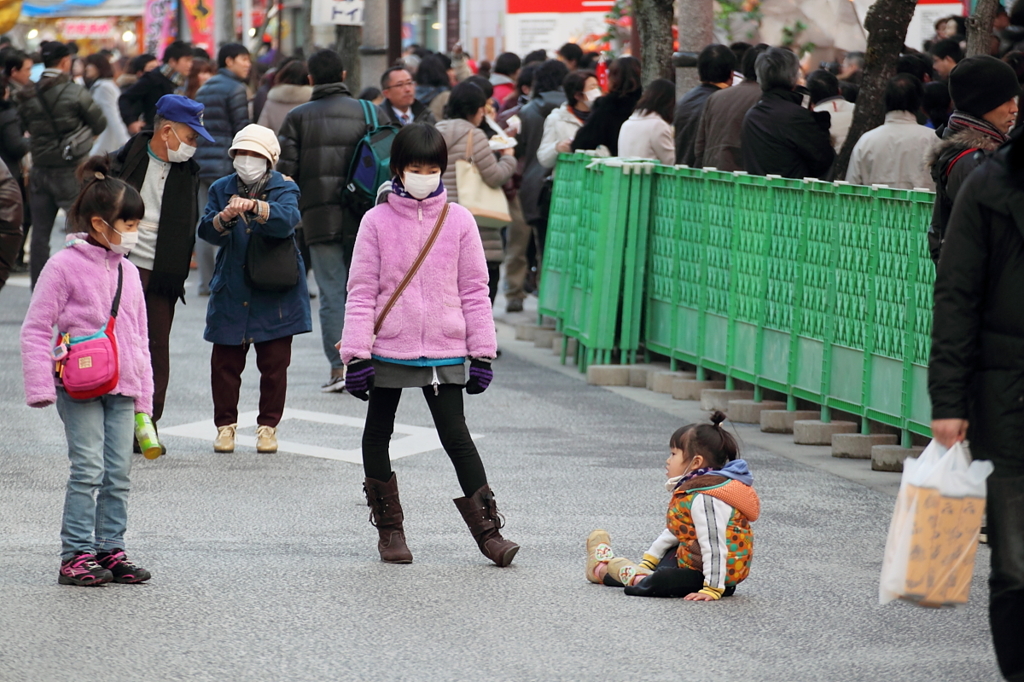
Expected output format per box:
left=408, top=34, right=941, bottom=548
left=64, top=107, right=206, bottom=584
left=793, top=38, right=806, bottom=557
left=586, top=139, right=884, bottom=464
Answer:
left=929, top=136, right=1024, bottom=682
left=674, top=44, right=735, bottom=165
left=571, top=56, right=642, bottom=156
left=276, top=48, right=377, bottom=392
left=118, top=41, right=193, bottom=134
left=741, top=47, right=835, bottom=180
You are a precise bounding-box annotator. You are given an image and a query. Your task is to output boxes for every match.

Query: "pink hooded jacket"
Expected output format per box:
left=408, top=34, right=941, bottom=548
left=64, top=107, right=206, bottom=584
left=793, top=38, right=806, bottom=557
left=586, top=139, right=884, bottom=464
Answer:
left=21, top=235, right=154, bottom=415
left=340, top=190, right=497, bottom=364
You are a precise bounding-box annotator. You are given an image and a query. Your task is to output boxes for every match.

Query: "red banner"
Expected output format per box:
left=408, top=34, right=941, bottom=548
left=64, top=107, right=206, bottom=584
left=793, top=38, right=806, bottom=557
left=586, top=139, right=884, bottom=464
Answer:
left=183, top=0, right=214, bottom=53
left=507, top=0, right=614, bottom=13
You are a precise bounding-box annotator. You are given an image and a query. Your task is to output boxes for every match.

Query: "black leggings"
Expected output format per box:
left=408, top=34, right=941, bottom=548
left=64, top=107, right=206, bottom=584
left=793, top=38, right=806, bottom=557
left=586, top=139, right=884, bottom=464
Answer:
left=621, top=551, right=737, bottom=598
left=362, top=385, right=487, bottom=496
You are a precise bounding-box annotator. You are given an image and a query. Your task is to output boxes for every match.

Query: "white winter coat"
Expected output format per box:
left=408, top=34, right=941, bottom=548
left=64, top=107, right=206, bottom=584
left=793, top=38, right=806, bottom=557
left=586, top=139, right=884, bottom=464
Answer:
left=537, top=104, right=584, bottom=169
left=88, top=78, right=129, bottom=156
left=845, top=111, right=938, bottom=190
left=617, top=110, right=675, bottom=165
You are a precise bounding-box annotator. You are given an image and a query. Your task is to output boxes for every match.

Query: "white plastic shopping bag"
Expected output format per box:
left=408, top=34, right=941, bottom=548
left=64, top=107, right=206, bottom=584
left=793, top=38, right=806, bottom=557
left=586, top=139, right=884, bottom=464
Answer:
left=879, top=440, right=993, bottom=607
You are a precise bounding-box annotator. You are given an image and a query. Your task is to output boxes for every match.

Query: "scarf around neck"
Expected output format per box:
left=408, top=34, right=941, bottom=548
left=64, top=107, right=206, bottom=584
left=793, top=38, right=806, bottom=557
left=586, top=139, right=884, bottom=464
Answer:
left=948, top=111, right=1008, bottom=145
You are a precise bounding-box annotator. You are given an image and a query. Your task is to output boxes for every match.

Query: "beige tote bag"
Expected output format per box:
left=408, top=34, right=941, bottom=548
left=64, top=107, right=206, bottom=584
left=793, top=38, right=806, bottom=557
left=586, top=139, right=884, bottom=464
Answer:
left=454, top=128, right=512, bottom=228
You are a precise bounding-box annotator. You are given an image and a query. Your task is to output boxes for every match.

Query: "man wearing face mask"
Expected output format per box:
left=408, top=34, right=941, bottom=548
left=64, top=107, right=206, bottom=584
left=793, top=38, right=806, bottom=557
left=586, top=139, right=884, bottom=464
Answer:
left=110, top=94, right=210, bottom=433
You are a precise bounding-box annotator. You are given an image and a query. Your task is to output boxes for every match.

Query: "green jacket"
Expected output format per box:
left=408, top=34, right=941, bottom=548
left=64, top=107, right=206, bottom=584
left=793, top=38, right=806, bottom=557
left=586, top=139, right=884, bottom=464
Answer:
left=18, top=71, right=106, bottom=167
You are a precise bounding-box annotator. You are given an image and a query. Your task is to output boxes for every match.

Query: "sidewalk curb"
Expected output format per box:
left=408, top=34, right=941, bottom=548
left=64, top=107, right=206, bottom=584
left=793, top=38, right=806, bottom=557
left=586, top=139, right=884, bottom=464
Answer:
left=496, top=321, right=903, bottom=498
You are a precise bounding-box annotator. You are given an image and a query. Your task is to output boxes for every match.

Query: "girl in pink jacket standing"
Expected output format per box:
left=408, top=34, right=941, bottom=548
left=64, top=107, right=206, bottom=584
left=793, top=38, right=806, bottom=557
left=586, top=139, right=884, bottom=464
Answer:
left=340, top=123, right=519, bottom=567
left=20, top=157, right=153, bottom=586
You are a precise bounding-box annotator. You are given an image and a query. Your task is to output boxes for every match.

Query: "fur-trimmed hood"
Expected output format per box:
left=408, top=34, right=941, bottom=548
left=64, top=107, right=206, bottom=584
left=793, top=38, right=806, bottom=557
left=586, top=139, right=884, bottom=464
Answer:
left=928, top=125, right=1003, bottom=168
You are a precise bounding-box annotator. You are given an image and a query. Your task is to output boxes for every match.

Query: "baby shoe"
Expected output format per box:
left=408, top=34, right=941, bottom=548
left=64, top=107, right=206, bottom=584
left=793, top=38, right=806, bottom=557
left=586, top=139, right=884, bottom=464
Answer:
left=586, top=529, right=614, bottom=584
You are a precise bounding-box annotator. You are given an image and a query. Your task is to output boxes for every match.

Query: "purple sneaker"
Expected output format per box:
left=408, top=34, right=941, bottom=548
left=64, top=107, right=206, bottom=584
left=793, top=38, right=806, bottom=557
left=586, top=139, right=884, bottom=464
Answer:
left=58, top=553, right=113, bottom=586
left=96, top=549, right=151, bottom=584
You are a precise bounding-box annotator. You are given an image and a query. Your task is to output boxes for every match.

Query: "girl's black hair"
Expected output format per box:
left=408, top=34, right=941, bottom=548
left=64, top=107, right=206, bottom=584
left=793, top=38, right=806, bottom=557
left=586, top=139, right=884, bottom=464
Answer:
left=680, top=410, right=739, bottom=469
left=445, top=81, right=486, bottom=120
left=389, top=123, right=448, bottom=176
left=634, top=78, right=676, bottom=124
left=608, top=56, right=642, bottom=98
left=669, top=423, right=697, bottom=451
left=464, top=74, right=494, bottom=99
left=516, top=64, right=537, bottom=94
left=69, top=156, right=145, bottom=234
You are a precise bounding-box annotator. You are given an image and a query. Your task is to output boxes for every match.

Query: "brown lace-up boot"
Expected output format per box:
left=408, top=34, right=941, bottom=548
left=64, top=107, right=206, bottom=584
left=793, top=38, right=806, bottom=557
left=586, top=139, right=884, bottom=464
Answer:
left=363, top=474, right=413, bottom=564
left=453, top=485, right=520, bottom=567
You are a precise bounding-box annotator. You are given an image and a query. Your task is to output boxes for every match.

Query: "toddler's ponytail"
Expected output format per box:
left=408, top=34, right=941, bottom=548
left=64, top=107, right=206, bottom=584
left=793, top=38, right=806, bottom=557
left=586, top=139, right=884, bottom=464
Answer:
left=683, top=411, right=739, bottom=468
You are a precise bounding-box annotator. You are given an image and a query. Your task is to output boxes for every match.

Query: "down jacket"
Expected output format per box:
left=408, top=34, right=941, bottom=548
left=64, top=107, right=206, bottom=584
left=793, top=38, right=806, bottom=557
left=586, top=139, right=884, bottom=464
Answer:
left=194, top=68, right=250, bottom=182
left=340, top=189, right=497, bottom=364
left=197, top=170, right=311, bottom=346
left=17, top=72, right=106, bottom=168
left=277, top=82, right=374, bottom=252
left=929, top=140, right=1024, bottom=475
left=435, top=117, right=516, bottom=262
left=256, top=83, right=313, bottom=135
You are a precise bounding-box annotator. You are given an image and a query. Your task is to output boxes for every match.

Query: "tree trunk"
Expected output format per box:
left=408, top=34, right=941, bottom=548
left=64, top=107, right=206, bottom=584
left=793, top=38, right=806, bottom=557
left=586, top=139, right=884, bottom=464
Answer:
left=833, top=0, right=917, bottom=180
left=335, top=24, right=363, bottom=94
left=634, top=0, right=675, bottom=84
left=966, top=0, right=1000, bottom=57
left=674, top=0, right=713, bottom=93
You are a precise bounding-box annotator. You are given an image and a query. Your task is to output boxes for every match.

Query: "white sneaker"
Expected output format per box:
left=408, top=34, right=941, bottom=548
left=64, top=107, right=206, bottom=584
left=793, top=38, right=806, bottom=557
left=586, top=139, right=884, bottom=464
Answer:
left=321, top=374, right=346, bottom=393
left=256, top=425, right=278, bottom=453
left=214, top=424, right=236, bottom=453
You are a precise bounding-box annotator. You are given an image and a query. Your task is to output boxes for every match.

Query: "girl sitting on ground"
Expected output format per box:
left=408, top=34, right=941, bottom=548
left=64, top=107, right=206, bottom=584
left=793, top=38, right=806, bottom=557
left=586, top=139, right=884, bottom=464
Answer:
left=585, top=410, right=760, bottom=599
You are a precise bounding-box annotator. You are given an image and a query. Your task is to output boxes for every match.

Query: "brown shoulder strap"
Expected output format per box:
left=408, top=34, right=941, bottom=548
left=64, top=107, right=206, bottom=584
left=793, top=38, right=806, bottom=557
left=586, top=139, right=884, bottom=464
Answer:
left=465, top=127, right=474, bottom=163
left=374, top=203, right=450, bottom=336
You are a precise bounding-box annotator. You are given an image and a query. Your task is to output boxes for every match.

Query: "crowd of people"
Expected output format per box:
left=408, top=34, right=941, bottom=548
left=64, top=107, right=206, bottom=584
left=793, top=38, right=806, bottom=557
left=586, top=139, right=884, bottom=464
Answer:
left=3, top=23, right=1022, bottom=680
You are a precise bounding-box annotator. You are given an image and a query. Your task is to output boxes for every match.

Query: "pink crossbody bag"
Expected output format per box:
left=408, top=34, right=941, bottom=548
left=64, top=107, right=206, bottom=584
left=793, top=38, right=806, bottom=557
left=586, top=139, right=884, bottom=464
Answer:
left=54, top=264, right=123, bottom=400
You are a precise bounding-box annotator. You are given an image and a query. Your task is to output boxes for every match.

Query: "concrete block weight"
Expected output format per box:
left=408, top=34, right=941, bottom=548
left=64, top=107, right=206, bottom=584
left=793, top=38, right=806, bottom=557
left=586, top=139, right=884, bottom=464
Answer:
left=872, top=445, right=924, bottom=472
left=832, top=433, right=898, bottom=459
left=793, top=420, right=857, bottom=445
left=700, top=389, right=754, bottom=412
left=586, top=365, right=631, bottom=386
left=727, top=400, right=786, bottom=424
left=628, top=364, right=668, bottom=388
left=648, top=371, right=696, bottom=393
left=760, top=410, right=820, bottom=434
left=672, top=379, right=726, bottom=401
left=514, top=323, right=554, bottom=342
left=534, top=327, right=559, bottom=349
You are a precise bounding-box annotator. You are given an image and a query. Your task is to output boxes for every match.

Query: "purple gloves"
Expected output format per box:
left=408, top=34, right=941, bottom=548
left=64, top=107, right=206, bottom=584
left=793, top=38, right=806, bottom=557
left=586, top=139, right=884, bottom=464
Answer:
left=466, top=359, right=493, bottom=395
left=345, top=360, right=375, bottom=401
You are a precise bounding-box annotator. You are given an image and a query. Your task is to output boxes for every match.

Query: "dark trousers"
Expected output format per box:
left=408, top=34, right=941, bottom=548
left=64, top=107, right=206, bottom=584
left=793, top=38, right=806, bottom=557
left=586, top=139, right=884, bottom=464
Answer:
left=487, top=261, right=501, bottom=305
left=211, top=336, right=292, bottom=427
left=622, top=551, right=736, bottom=598
left=28, top=165, right=78, bottom=288
left=362, top=384, right=487, bottom=496
left=988, top=471, right=1024, bottom=681
left=138, top=269, right=177, bottom=423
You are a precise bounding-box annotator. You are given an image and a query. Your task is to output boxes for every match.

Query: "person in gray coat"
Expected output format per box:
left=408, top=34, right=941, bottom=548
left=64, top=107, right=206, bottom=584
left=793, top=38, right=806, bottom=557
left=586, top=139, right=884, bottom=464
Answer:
left=194, top=43, right=251, bottom=296
left=17, top=41, right=106, bottom=287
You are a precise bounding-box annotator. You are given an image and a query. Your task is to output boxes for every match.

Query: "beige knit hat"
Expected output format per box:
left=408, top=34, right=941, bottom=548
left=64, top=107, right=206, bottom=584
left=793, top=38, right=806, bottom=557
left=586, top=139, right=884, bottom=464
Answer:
left=229, top=124, right=281, bottom=165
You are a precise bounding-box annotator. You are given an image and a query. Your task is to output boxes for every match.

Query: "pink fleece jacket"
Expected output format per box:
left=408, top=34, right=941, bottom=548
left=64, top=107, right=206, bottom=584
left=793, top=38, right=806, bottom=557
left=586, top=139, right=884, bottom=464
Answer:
left=21, top=235, right=154, bottom=415
left=340, top=190, right=497, bottom=364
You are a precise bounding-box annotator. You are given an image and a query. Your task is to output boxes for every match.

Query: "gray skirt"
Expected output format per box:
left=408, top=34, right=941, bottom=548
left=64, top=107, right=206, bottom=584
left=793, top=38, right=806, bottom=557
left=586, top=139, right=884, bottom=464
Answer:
left=372, top=359, right=467, bottom=389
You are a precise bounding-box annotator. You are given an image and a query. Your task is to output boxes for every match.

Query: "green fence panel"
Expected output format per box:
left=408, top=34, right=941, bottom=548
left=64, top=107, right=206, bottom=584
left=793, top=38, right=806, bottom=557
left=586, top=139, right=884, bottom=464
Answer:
left=644, top=166, right=683, bottom=360
left=537, top=153, right=587, bottom=325
left=562, top=160, right=632, bottom=369
left=727, top=173, right=770, bottom=389
left=908, top=191, right=935, bottom=437
left=670, top=166, right=708, bottom=369
left=698, top=170, right=737, bottom=377
left=620, top=162, right=654, bottom=363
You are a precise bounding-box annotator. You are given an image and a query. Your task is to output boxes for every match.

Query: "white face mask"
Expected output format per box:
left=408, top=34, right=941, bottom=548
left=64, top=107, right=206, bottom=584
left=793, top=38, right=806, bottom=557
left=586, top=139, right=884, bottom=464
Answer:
left=585, top=88, right=602, bottom=104
left=167, top=127, right=196, bottom=163
left=403, top=171, right=441, bottom=200
left=103, top=221, right=138, bottom=255
left=234, top=155, right=269, bottom=186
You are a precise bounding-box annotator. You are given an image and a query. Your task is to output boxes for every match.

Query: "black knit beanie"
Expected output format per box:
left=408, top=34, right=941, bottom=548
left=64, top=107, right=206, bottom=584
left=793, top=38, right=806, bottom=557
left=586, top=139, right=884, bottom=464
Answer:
left=949, top=55, right=1022, bottom=118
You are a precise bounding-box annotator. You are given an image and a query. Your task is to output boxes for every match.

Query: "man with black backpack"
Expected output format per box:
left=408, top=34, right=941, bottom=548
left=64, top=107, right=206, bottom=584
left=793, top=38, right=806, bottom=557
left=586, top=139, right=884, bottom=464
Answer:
left=17, top=40, right=106, bottom=288
left=277, top=49, right=388, bottom=392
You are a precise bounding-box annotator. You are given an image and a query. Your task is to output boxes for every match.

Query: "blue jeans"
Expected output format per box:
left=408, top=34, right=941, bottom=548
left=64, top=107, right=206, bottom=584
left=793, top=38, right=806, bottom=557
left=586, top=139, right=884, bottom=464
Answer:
left=989, top=471, right=1024, bottom=681
left=55, top=390, right=135, bottom=560
left=308, top=242, right=348, bottom=372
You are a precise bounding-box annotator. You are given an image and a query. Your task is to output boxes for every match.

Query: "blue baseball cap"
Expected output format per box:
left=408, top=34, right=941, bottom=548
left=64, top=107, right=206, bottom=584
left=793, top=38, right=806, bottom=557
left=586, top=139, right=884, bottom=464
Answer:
left=155, top=94, right=215, bottom=143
